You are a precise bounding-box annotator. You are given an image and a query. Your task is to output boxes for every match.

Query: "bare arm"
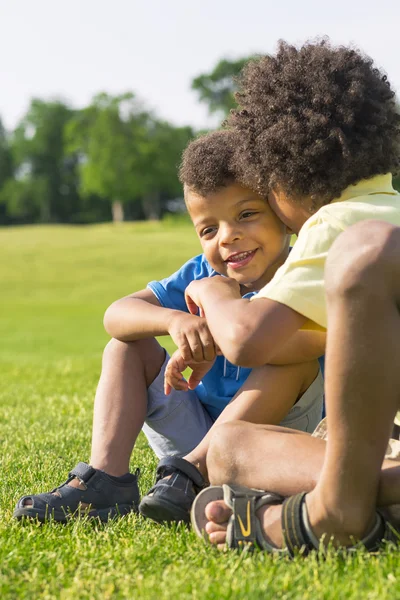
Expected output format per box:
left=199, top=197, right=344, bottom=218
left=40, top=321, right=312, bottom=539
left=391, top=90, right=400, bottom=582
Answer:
left=185, top=277, right=307, bottom=367
left=103, top=288, right=176, bottom=341
left=267, top=330, right=326, bottom=365
left=103, top=288, right=218, bottom=363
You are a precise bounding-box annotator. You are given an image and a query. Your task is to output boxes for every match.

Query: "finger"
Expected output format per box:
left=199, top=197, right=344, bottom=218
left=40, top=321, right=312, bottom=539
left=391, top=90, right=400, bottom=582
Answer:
left=171, top=380, right=189, bottom=392
left=198, top=330, right=216, bottom=362
left=188, top=362, right=214, bottom=389
left=164, top=364, right=186, bottom=394
left=179, top=338, right=193, bottom=363
left=186, top=331, right=205, bottom=362
left=185, top=292, right=200, bottom=315
left=164, top=371, right=188, bottom=393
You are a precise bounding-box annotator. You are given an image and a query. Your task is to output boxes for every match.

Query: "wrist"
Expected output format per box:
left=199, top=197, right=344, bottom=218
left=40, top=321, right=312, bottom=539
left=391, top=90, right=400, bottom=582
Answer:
left=166, top=309, right=181, bottom=335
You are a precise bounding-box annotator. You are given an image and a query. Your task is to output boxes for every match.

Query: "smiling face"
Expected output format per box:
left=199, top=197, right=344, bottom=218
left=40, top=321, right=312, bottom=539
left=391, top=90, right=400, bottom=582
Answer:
left=186, top=183, right=291, bottom=292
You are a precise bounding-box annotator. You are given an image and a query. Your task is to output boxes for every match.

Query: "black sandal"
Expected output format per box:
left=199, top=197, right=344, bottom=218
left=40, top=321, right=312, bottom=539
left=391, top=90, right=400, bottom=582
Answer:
left=191, top=485, right=398, bottom=555
left=282, top=492, right=399, bottom=557
left=13, top=462, right=140, bottom=523
left=139, top=456, right=206, bottom=524
left=191, top=484, right=285, bottom=552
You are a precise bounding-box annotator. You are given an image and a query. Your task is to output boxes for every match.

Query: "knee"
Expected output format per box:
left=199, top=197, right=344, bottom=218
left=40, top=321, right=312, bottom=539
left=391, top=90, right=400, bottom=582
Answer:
left=325, top=221, right=400, bottom=298
left=102, top=338, right=143, bottom=367
left=207, top=421, right=248, bottom=485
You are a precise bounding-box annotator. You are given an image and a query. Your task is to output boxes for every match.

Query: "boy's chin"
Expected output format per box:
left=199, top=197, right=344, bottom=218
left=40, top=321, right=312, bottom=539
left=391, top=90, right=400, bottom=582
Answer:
left=231, top=275, right=259, bottom=289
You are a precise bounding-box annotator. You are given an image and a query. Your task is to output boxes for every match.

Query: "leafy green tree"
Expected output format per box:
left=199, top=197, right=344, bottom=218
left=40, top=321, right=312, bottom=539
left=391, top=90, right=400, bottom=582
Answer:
left=66, top=92, right=153, bottom=222
left=0, top=119, right=12, bottom=184
left=1, top=99, right=80, bottom=223
left=0, top=118, right=13, bottom=223
left=138, top=120, right=193, bottom=219
left=191, top=57, right=251, bottom=118
left=66, top=93, right=194, bottom=221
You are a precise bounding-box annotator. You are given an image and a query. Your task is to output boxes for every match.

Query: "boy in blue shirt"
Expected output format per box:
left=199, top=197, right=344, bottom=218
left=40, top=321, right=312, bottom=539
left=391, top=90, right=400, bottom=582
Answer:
left=14, top=130, right=325, bottom=524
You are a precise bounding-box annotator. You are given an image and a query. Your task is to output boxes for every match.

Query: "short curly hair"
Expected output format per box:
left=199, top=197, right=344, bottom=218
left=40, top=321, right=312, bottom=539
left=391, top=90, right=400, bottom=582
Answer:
left=179, top=129, right=239, bottom=196
left=229, top=39, right=400, bottom=206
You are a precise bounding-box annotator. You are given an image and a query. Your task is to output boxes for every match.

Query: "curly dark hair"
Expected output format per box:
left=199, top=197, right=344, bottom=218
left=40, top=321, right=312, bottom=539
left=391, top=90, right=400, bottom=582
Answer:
left=179, top=129, right=239, bottom=196
left=229, top=39, right=400, bottom=205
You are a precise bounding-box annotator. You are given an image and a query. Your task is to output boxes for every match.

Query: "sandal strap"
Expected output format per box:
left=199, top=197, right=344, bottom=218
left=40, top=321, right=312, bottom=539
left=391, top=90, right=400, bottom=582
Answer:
left=156, top=456, right=206, bottom=490
left=281, top=492, right=313, bottom=557
left=282, top=493, right=398, bottom=557
left=69, top=462, right=97, bottom=485
left=223, top=485, right=283, bottom=552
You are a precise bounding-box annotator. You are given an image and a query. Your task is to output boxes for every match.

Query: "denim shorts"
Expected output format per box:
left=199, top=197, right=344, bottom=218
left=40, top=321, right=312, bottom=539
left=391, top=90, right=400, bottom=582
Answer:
left=142, top=353, right=324, bottom=458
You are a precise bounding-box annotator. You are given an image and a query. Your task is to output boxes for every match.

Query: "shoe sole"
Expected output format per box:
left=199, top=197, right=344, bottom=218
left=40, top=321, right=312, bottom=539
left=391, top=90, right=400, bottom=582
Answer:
left=13, top=503, right=138, bottom=523
left=191, top=486, right=224, bottom=540
left=139, top=496, right=190, bottom=524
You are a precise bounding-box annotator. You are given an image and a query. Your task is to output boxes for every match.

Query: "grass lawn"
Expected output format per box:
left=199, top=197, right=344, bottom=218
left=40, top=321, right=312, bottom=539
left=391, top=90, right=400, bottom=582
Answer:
left=1, top=222, right=399, bottom=599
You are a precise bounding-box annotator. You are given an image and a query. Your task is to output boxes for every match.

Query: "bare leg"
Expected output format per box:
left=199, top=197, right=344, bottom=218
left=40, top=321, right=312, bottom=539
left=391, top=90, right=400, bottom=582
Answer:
left=205, top=221, right=400, bottom=548
left=305, top=221, right=400, bottom=544
left=184, top=359, right=320, bottom=478
left=22, top=337, right=166, bottom=508
left=89, top=338, right=165, bottom=475
left=204, top=420, right=400, bottom=548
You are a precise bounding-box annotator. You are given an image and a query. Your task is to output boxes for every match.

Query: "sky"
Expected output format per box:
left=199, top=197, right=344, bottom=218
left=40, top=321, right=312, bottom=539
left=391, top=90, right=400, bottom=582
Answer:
left=1, top=0, right=400, bottom=132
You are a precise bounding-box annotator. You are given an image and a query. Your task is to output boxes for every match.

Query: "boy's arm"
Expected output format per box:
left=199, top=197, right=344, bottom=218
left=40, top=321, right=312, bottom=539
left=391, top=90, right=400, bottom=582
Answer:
left=185, top=277, right=307, bottom=367
left=104, top=289, right=176, bottom=340
left=104, top=289, right=217, bottom=363
left=267, top=330, right=326, bottom=365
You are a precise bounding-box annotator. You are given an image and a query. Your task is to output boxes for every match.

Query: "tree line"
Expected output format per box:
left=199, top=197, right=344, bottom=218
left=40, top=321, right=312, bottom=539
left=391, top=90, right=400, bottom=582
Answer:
left=1, top=56, right=399, bottom=226
left=0, top=59, right=245, bottom=225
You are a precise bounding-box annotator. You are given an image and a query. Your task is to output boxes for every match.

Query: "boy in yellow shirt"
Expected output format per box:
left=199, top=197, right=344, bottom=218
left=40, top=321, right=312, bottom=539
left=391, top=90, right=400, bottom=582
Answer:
left=188, top=40, right=400, bottom=554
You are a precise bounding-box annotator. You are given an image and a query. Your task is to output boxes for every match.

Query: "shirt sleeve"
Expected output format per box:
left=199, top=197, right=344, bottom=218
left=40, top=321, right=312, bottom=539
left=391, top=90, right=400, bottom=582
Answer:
left=147, top=254, right=215, bottom=312
left=253, top=216, right=343, bottom=329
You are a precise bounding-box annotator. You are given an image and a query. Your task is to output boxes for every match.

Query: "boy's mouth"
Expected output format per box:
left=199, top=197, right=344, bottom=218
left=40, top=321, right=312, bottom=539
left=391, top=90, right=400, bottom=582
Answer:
left=225, top=249, right=257, bottom=269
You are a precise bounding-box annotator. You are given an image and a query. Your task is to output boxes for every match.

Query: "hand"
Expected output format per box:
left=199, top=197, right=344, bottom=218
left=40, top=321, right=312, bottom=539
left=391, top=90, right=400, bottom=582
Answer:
left=167, top=311, right=218, bottom=363
left=164, top=349, right=216, bottom=395
left=185, top=276, right=241, bottom=316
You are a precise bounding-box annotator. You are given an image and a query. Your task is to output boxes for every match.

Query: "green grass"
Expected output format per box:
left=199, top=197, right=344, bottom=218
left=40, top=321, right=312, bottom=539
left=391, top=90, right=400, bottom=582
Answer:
left=1, top=222, right=399, bottom=599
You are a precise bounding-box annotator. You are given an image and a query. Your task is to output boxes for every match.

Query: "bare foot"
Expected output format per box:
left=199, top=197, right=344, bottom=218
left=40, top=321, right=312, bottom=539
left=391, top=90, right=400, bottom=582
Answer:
left=204, top=499, right=284, bottom=550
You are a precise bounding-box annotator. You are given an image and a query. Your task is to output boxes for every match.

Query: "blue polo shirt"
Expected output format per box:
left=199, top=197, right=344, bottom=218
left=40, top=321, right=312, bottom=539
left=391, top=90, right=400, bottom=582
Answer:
left=148, top=254, right=325, bottom=421
left=147, top=254, right=253, bottom=420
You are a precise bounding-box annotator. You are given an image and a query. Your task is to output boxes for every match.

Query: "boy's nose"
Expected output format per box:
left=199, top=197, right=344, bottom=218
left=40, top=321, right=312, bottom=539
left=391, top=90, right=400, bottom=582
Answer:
left=219, top=224, right=242, bottom=245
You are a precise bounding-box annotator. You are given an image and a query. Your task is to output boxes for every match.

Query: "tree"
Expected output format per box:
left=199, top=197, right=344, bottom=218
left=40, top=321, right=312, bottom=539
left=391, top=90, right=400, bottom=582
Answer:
left=1, top=99, right=80, bottom=223
left=191, top=57, right=251, bottom=118
left=66, top=93, right=194, bottom=222
left=0, top=118, right=13, bottom=223
left=138, top=120, right=194, bottom=219
left=66, top=92, right=153, bottom=222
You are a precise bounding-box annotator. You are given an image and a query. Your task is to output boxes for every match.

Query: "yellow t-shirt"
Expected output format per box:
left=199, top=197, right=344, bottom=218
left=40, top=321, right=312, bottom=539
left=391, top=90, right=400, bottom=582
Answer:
left=254, top=174, right=400, bottom=330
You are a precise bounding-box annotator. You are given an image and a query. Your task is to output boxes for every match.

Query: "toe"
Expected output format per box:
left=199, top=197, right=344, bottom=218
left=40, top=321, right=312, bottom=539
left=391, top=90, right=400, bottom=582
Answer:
left=205, top=520, right=228, bottom=535
left=205, top=500, right=232, bottom=523
left=209, top=530, right=228, bottom=546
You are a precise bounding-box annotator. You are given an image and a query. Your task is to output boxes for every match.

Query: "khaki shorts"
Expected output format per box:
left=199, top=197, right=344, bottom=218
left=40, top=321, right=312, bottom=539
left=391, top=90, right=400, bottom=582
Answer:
left=313, top=418, right=400, bottom=460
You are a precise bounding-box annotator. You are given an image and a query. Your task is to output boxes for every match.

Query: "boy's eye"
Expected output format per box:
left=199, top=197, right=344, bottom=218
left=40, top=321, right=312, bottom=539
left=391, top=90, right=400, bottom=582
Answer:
left=241, top=211, right=257, bottom=219
left=200, top=226, right=217, bottom=237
